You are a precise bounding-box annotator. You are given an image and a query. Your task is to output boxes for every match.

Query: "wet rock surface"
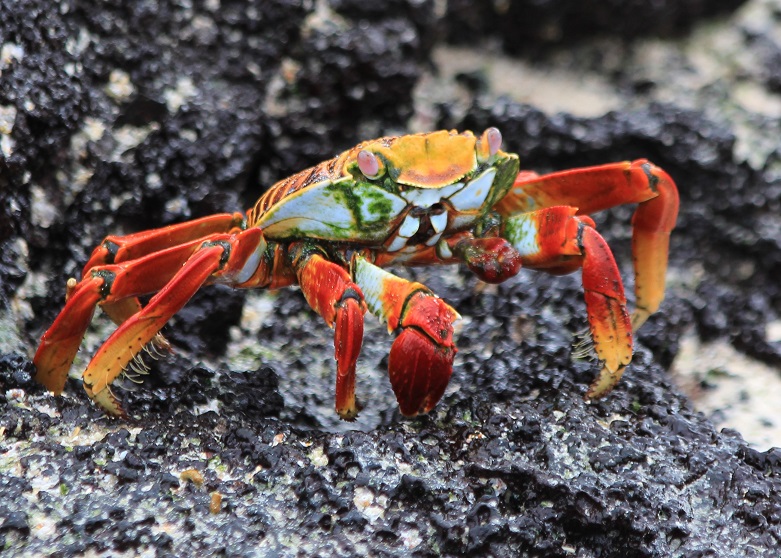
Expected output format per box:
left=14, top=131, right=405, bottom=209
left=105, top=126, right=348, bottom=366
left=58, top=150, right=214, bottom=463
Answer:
left=2, top=0, right=781, bottom=556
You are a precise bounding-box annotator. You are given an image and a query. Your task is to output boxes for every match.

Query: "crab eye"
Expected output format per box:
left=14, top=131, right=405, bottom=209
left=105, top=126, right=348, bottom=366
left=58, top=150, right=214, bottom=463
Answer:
left=357, top=150, right=382, bottom=179
left=476, top=127, right=503, bottom=162
left=486, top=127, right=502, bottom=156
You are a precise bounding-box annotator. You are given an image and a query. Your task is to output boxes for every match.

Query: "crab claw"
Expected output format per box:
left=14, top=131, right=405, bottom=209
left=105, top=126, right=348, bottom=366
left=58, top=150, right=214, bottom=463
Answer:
left=387, top=292, right=458, bottom=416
left=389, top=329, right=455, bottom=417
left=351, top=254, right=460, bottom=416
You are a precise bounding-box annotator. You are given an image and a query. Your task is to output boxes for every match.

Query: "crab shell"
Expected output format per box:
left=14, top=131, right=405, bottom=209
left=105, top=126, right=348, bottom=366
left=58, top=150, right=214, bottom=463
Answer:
left=247, top=129, right=520, bottom=260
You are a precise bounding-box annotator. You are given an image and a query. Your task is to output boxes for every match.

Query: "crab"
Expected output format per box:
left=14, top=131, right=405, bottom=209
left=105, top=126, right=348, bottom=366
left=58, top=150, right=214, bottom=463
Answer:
left=33, top=128, right=679, bottom=419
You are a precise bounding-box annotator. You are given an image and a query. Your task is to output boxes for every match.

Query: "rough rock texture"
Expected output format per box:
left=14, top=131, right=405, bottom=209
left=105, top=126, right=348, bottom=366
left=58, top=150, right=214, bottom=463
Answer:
left=2, top=0, right=781, bottom=556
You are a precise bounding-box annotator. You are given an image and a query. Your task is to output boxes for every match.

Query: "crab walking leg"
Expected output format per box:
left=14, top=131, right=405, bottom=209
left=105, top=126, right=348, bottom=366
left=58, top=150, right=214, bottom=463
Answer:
left=34, top=276, right=104, bottom=394
left=629, top=167, right=679, bottom=329
left=496, top=160, right=679, bottom=330
left=79, top=234, right=226, bottom=353
left=83, top=246, right=227, bottom=415
left=84, top=228, right=268, bottom=415
left=503, top=206, right=633, bottom=398
left=290, top=247, right=367, bottom=420
left=351, top=254, right=460, bottom=416
left=80, top=212, right=245, bottom=337
left=82, top=212, right=245, bottom=273
left=33, top=237, right=216, bottom=395
left=36, top=228, right=267, bottom=415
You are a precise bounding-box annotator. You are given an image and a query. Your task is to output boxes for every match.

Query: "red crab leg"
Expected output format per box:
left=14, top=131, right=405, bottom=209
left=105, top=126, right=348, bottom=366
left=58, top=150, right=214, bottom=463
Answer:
left=82, top=212, right=245, bottom=272
left=629, top=168, right=679, bottom=329
left=351, top=254, right=460, bottom=417
left=495, top=160, right=679, bottom=329
left=84, top=228, right=266, bottom=415
left=35, top=228, right=267, bottom=415
left=81, top=212, right=245, bottom=332
left=290, top=246, right=367, bottom=420
left=502, top=206, right=633, bottom=398
left=34, top=237, right=211, bottom=395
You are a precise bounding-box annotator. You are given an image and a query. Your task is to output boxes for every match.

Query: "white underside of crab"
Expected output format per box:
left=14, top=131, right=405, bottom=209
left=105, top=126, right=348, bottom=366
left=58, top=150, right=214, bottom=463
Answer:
left=254, top=167, right=498, bottom=253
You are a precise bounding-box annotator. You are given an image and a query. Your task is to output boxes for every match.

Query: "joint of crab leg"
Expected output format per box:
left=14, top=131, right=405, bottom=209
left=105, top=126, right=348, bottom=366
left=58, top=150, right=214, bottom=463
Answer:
left=578, top=222, right=633, bottom=399
left=503, top=206, right=582, bottom=268
left=630, top=163, right=679, bottom=330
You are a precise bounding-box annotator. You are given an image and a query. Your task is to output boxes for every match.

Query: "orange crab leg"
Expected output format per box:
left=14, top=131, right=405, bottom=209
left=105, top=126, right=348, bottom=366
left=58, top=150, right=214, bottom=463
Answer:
left=81, top=212, right=245, bottom=332
left=496, top=159, right=679, bottom=329
left=34, top=228, right=268, bottom=414
left=82, top=212, right=245, bottom=273
left=34, top=276, right=104, bottom=394
left=351, top=254, right=460, bottom=417
left=83, top=228, right=267, bottom=415
left=83, top=243, right=231, bottom=416
left=630, top=167, right=679, bottom=329
left=502, top=206, right=633, bottom=398
left=33, top=237, right=211, bottom=395
left=290, top=246, right=367, bottom=420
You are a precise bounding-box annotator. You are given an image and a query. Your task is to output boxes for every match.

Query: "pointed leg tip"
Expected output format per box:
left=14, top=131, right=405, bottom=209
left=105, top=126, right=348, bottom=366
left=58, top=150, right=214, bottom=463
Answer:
left=631, top=309, right=650, bottom=332
left=32, top=358, right=70, bottom=396
left=336, top=400, right=362, bottom=421
left=585, top=364, right=627, bottom=400
left=88, top=384, right=128, bottom=418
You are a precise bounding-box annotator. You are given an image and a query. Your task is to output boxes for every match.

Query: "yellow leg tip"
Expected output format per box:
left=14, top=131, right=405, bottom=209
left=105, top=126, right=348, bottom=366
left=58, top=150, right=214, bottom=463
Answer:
left=631, top=308, right=650, bottom=332
left=586, top=364, right=627, bottom=400
left=88, top=384, right=127, bottom=418
left=336, top=399, right=362, bottom=421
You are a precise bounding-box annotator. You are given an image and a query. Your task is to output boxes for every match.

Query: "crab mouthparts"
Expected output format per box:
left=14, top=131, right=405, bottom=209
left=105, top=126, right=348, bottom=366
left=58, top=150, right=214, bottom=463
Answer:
left=387, top=167, right=497, bottom=253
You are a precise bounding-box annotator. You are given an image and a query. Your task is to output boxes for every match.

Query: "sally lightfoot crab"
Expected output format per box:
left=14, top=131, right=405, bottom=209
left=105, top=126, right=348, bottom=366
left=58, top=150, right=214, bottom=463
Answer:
left=33, top=128, right=679, bottom=419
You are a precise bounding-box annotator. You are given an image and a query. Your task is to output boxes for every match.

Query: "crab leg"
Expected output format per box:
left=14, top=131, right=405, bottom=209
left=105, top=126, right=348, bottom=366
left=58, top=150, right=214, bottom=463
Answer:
left=84, top=245, right=227, bottom=415
left=82, top=212, right=245, bottom=272
left=495, top=160, right=679, bottom=329
left=80, top=212, right=245, bottom=331
left=34, top=237, right=212, bottom=395
left=629, top=168, right=679, bottom=329
left=290, top=246, right=367, bottom=420
left=351, top=254, right=460, bottom=416
left=35, top=228, right=267, bottom=415
left=502, top=206, right=633, bottom=398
